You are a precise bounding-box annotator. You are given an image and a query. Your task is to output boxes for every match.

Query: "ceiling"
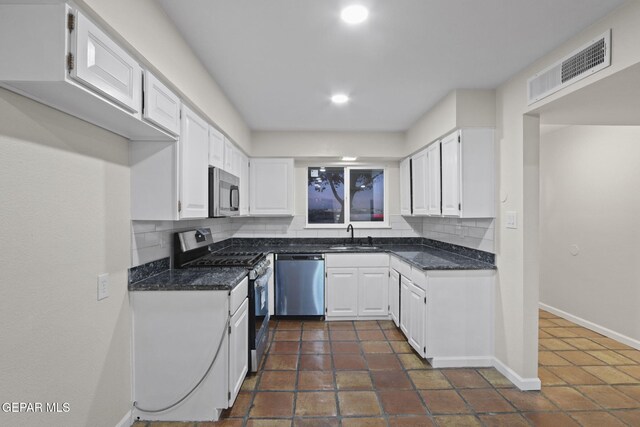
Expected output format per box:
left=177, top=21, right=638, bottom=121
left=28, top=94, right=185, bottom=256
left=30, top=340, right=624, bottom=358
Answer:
left=157, top=0, right=624, bottom=132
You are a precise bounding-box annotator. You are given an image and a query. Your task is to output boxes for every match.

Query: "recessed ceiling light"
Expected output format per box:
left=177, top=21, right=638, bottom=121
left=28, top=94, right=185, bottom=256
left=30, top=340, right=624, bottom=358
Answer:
left=331, top=93, right=350, bottom=104
left=341, top=4, right=369, bottom=25
left=341, top=156, right=357, bottom=161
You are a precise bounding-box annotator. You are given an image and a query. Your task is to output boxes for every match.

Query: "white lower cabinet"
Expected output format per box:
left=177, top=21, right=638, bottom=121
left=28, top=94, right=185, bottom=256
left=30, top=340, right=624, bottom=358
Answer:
left=131, top=277, right=249, bottom=422
left=388, top=269, right=400, bottom=327
left=325, top=254, right=390, bottom=320
left=399, top=275, right=427, bottom=357
left=228, top=298, right=248, bottom=406
left=412, top=268, right=494, bottom=368
left=358, top=268, right=388, bottom=316
left=407, top=281, right=427, bottom=357
left=326, top=268, right=359, bottom=317
left=392, top=255, right=494, bottom=368
left=399, top=275, right=411, bottom=336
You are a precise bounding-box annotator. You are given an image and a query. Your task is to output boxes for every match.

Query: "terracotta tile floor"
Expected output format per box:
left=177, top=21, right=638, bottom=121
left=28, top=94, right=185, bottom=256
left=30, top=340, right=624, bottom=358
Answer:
left=138, top=311, right=640, bottom=426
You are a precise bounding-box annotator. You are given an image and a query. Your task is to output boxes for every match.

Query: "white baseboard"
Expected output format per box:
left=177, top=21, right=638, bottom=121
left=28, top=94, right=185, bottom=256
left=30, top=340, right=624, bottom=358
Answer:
left=429, top=356, right=493, bottom=368
left=493, top=357, right=541, bottom=391
left=539, top=302, right=640, bottom=350
left=115, top=410, right=132, bottom=427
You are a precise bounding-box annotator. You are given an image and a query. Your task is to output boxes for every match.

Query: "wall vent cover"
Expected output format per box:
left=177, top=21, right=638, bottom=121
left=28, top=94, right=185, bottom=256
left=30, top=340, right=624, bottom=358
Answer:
left=527, top=30, right=611, bottom=105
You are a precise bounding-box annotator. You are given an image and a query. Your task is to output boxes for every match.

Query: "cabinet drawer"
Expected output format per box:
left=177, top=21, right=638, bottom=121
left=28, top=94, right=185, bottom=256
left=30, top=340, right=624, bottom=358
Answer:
left=325, top=253, right=389, bottom=268
left=390, top=255, right=412, bottom=277
left=230, top=276, right=248, bottom=314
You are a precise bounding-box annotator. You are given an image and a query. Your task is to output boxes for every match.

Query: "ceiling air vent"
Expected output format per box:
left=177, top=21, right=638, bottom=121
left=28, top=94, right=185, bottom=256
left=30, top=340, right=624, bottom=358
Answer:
left=527, top=30, right=611, bottom=105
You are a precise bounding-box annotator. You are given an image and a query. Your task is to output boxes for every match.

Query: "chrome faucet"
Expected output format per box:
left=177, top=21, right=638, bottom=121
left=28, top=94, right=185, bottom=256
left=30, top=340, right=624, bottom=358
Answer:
left=346, top=224, right=354, bottom=244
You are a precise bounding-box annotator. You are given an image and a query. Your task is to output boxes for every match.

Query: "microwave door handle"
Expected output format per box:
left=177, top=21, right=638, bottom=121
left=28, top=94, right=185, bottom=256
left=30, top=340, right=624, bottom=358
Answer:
left=230, top=186, right=239, bottom=210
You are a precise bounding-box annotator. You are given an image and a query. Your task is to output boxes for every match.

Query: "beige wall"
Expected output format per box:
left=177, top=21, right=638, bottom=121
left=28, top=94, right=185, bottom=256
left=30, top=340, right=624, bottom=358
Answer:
left=540, top=125, right=640, bottom=343
left=0, top=88, right=131, bottom=426
left=79, top=0, right=251, bottom=153
left=493, top=0, right=640, bottom=382
left=251, top=131, right=405, bottom=159
left=405, top=89, right=496, bottom=156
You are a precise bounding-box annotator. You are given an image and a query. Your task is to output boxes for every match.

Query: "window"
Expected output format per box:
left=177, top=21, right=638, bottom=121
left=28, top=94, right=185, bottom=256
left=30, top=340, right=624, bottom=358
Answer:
left=307, top=166, right=386, bottom=227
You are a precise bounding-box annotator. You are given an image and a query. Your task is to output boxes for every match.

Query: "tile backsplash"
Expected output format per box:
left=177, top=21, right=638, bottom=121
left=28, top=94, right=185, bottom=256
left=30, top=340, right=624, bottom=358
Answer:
left=131, top=214, right=494, bottom=267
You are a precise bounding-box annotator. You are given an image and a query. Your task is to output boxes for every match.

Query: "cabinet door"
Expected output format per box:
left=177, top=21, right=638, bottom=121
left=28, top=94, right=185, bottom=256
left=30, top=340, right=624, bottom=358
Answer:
left=389, top=269, right=400, bottom=327
left=408, top=283, right=426, bottom=357
left=399, top=275, right=411, bottom=336
left=411, top=148, right=428, bottom=215
left=71, top=11, right=141, bottom=114
left=208, top=126, right=225, bottom=169
left=426, top=142, right=441, bottom=215
left=357, top=268, right=389, bottom=317
left=326, top=268, right=358, bottom=317
left=143, top=71, right=180, bottom=136
left=239, top=152, right=250, bottom=216
left=179, top=105, right=209, bottom=219
left=232, top=147, right=243, bottom=178
left=441, top=131, right=461, bottom=216
left=228, top=298, right=249, bottom=407
left=224, top=138, right=234, bottom=173
left=250, top=158, right=294, bottom=216
left=400, top=157, right=412, bottom=216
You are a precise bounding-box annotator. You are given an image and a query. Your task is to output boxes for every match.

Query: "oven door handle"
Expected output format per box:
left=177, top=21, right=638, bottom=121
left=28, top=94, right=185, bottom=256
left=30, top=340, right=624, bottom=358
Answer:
left=254, top=267, right=272, bottom=289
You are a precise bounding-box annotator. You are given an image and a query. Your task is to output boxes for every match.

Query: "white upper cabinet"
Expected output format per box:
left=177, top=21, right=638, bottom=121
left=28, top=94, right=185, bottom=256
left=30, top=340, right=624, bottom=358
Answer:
left=411, top=148, right=428, bottom=215
left=407, top=128, right=495, bottom=218
left=224, top=138, right=234, bottom=173
left=400, top=157, right=412, bottom=216
left=209, top=126, right=225, bottom=169
left=441, top=129, right=495, bottom=218
left=441, top=132, right=460, bottom=216
left=426, top=142, right=442, bottom=216
left=0, top=3, right=172, bottom=141
left=239, top=152, right=250, bottom=216
left=179, top=105, right=210, bottom=219
left=412, top=142, right=440, bottom=216
left=71, top=10, right=141, bottom=114
left=249, top=158, right=294, bottom=216
left=143, top=71, right=181, bottom=136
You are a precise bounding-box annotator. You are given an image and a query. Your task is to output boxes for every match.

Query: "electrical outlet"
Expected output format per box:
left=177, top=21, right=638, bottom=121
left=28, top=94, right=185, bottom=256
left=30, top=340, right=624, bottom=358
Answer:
left=506, top=211, right=518, bottom=229
left=97, top=273, right=109, bottom=301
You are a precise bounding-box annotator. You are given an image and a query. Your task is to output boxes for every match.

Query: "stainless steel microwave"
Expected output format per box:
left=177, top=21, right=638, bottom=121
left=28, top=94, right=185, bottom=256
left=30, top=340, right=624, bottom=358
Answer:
left=209, top=167, right=240, bottom=217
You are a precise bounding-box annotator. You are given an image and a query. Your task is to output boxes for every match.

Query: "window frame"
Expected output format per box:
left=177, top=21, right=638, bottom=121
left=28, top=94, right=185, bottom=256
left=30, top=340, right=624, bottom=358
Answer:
left=305, top=164, right=389, bottom=229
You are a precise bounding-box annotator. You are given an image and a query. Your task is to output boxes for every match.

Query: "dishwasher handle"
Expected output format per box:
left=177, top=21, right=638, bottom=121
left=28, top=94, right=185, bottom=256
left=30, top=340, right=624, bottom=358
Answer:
left=276, top=254, right=324, bottom=261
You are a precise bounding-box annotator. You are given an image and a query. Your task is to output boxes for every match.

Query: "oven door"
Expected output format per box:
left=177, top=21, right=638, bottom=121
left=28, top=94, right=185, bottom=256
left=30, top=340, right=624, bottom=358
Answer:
left=251, top=267, right=271, bottom=372
left=209, top=167, right=240, bottom=217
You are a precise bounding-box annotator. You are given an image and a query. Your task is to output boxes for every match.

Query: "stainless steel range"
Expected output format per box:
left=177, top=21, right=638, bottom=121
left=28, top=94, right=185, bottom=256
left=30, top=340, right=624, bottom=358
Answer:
left=174, top=228, right=271, bottom=372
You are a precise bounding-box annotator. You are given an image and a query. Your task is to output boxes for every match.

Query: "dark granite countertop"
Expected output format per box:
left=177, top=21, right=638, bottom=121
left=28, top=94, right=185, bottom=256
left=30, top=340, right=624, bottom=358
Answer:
left=128, top=237, right=494, bottom=292
left=212, top=239, right=496, bottom=271
left=128, top=266, right=248, bottom=291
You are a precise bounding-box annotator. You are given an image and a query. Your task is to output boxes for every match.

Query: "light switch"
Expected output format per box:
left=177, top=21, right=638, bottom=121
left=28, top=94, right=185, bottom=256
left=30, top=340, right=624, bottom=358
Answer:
left=505, top=211, right=517, bottom=229
left=97, top=273, right=109, bottom=301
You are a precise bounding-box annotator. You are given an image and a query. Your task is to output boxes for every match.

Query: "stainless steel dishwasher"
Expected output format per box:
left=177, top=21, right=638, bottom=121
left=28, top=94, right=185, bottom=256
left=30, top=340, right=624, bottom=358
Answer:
left=275, top=254, right=325, bottom=316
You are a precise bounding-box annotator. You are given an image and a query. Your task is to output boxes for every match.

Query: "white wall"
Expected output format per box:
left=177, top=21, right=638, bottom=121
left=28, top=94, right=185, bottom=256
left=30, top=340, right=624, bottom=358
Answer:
left=493, top=0, right=640, bottom=384
left=405, top=89, right=496, bottom=156
left=540, top=125, right=640, bottom=344
left=0, top=88, right=131, bottom=426
left=79, top=0, right=251, bottom=153
left=251, top=131, right=405, bottom=158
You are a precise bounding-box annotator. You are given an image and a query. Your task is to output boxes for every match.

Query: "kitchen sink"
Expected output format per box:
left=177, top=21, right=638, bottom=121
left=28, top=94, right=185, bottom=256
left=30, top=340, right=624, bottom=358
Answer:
left=329, top=245, right=381, bottom=251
